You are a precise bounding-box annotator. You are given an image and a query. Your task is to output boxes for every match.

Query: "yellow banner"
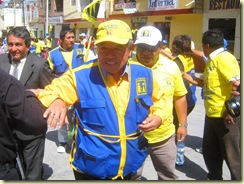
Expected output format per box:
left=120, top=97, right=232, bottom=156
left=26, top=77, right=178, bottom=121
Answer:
left=81, top=0, right=102, bottom=25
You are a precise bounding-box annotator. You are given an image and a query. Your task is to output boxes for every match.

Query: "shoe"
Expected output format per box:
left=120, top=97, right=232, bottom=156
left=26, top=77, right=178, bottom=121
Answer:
left=195, top=147, right=202, bottom=153
left=57, top=142, right=68, bottom=153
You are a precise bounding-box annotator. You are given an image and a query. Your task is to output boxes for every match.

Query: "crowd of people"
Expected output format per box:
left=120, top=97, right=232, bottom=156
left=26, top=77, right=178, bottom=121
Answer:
left=0, top=19, right=240, bottom=180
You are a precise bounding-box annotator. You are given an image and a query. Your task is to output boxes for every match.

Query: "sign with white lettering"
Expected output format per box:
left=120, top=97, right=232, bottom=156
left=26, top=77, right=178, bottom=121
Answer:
left=114, top=2, right=136, bottom=10
left=148, top=0, right=178, bottom=11
left=131, top=17, right=148, bottom=23
left=124, top=8, right=137, bottom=14
left=24, top=0, right=37, bottom=5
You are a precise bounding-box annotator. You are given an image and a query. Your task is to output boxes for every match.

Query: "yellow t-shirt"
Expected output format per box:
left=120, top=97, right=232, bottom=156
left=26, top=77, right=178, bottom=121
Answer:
left=131, top=55, right=187, bottom=144
left=203, top=51, right=240, bottom=117
left=46, top=39, right=52, bottom=49
left=31, top=40, right=45, bottom=54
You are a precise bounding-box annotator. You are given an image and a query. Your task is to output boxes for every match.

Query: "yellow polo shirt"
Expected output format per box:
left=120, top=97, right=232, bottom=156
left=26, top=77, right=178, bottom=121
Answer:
left=203, top=50, right=240, bottom=117
left=131, top=55, right=187, bottom=143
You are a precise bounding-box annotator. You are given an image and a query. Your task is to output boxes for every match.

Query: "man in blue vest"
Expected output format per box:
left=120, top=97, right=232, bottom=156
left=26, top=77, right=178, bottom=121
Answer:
left=47, top=28, right=97, bottom=153
left=32, top=20, right=167, bottom=180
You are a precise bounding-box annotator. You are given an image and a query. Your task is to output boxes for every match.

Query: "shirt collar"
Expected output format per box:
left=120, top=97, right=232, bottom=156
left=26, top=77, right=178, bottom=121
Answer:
left=59, top=45, right=74, bottom=52
left=101, top=63, right=129, bottom=79
left=12, top=57, right=27, bottom=65
left=209, top=47, right=225, bottom=60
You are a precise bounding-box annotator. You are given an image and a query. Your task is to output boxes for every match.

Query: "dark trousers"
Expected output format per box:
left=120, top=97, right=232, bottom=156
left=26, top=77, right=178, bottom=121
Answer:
left=202, top=115, right=241, bottom=180
left=17, top=133, right=46, bottom=180
left=73, top=170, right=132, bottom=180
left=0, top=161, right=21, bottom=180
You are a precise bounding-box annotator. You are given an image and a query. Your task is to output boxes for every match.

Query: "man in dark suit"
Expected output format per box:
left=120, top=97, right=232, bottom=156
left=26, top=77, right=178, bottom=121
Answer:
left=0, top=68, right=47, bottom=180
left=0, top=27, right=54, bottom=180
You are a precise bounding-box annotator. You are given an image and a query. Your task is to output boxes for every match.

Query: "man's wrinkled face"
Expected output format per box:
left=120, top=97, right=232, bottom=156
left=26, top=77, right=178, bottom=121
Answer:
left=7, top=34, right=30, bottom=61
left=97, top=41, right=133, bottom=79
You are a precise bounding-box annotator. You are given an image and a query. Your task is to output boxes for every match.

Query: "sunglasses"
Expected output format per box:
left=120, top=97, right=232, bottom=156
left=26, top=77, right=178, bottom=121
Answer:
left=137, top=44, right=159, bottom=52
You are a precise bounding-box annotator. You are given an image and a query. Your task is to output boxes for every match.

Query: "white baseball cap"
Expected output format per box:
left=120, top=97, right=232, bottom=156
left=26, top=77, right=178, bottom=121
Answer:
left=135, top=26, right=162, bottom=46
left=79, top=33, right=86, bottom=37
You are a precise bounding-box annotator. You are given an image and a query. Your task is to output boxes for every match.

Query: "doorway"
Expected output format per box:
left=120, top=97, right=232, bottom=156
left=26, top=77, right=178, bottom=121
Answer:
left=208, top=18, right=236, bottom=54
left=154, top=22, right=171, bottom=43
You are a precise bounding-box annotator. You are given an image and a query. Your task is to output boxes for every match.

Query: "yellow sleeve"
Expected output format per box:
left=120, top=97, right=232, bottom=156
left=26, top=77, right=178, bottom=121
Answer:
left=149, top=71, right=168, bottom=121
left=38, top=69, right=78, bottom=107
left=174, top=66, right=188, bottom=96
left=47, top=53, right=54, bottom=71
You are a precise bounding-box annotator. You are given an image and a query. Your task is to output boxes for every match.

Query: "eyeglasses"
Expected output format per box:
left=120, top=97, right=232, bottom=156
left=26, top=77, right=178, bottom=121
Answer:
left=137, top=44, right=159, bottom=52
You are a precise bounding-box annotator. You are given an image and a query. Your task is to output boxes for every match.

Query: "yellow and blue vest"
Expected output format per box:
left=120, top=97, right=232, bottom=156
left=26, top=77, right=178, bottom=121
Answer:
left=174, top=55, right=197, bottom=107
left=49, top=43, right=89, bottom=76
left=70, top=61, right=153, bottom=179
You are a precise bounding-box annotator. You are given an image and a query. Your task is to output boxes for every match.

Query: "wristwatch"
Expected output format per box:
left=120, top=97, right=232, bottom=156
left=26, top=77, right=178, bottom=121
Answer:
left=179, top=123, right=188, bottom=128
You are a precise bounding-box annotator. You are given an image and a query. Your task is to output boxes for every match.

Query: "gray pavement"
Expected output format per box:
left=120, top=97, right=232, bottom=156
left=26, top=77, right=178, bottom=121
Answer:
left=42, top=86, right=232, bottom=180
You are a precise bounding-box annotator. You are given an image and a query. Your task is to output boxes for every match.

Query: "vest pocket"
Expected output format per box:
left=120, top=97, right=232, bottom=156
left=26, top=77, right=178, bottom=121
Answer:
left=53, top=63, right=68, bottom=75
left=135, top=97, right=153, bottom=123
left=76, top=145, right=109, bottom=179
left=79, top=99, right=105, bottom=127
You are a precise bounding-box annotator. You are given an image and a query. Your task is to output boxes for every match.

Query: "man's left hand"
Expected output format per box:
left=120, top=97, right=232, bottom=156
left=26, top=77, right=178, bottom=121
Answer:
left=138, top=115, right=162, bottom=132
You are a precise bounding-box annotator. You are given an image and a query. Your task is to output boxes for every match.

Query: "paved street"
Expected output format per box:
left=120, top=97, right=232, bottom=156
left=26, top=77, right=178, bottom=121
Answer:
left=42, top=86, right=233, bottom=181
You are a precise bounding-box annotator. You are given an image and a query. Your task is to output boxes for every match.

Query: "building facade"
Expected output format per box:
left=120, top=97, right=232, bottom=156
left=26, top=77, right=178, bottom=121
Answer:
left=63, top=0, right=240, bottom=61
left=0, top=0, right=240, bottom=60
left=0, top=0, right=64, bottom=43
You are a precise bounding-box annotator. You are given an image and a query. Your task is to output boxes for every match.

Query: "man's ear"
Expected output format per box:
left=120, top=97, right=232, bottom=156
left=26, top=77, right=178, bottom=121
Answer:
left=130, top=43, right=135, bottom=51
left=128, top=43, right=135, bottom=57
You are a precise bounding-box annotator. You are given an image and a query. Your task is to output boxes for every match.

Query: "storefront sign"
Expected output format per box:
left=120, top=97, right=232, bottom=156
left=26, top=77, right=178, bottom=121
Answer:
left=24, top=0, right=37, bottom=5
left=209, top=0, right=240, bottom=10
left=48, top=16, right=63, bottom=24
left=32, top=6, right=39, bottom=23
left=124, top=8, right=137, bottom=14
left=38, top=16, right=63, bottom=24
left=114, top=2, right=136, bottom=10
left=131, top=17, right=148, bottom=23
left=148, top=0, right=178, bottom=11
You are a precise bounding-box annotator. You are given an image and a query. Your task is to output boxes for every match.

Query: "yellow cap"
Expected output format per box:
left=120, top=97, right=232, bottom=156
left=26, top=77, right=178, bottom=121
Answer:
left=95, top=20, right=132, bottom=45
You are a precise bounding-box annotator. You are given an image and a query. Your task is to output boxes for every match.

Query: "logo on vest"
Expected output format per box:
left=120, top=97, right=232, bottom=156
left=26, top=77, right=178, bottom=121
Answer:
left=136, top=78, right=147, bottom=95
left=76, top=48, right=84, bottom=60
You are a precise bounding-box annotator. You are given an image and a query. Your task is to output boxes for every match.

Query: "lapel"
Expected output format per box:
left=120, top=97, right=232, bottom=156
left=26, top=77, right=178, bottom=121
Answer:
left=19, top=53, right=34, bottom=85
left=0, top=54, right=12, bottom=73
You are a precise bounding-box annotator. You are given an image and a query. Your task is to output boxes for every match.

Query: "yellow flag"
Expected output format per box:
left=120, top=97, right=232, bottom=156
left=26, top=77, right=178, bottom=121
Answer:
left=81, top=0, right=102, bottom=25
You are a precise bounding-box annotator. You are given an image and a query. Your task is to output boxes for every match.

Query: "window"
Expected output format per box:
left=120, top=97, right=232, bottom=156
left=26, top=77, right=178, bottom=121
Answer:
left=49, top=0, right=51, bottom=11
left=40, top=0, right=44, bottom=7
left=71, top=0, right=76, bottom=6
left=55, top=0, right=63, bottom=12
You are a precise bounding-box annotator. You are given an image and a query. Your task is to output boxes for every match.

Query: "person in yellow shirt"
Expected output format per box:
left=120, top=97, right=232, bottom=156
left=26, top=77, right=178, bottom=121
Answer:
left=45, top=37, right=52, bottom=50
left=130, top=26, right=187, bottom=180
left=170, top=35, right=197, bottom=134
left=31, top=38, right=44, bottom=57
left=160, top=39, right=171, bottom=59
left=31, top=20, right=167, bottom=180
left=47, top=28, right=88, bottom=153
left=200, top=29, right=240, bottom=180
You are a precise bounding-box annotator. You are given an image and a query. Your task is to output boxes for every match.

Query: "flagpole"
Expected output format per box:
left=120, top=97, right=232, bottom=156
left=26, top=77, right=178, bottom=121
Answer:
left=104, top=0, right=106, bottom=21
left=81, top=0, right=102, bottom=61
left=84, top=25, right=95, bottom=62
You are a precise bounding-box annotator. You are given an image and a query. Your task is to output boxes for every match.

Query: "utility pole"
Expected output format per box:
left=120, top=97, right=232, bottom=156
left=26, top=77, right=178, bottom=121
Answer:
left=22, top=0, right=25, bottom=27
left=13, top=0, right=16, bottom=27
left=45, top=0, right=48, bottom=37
